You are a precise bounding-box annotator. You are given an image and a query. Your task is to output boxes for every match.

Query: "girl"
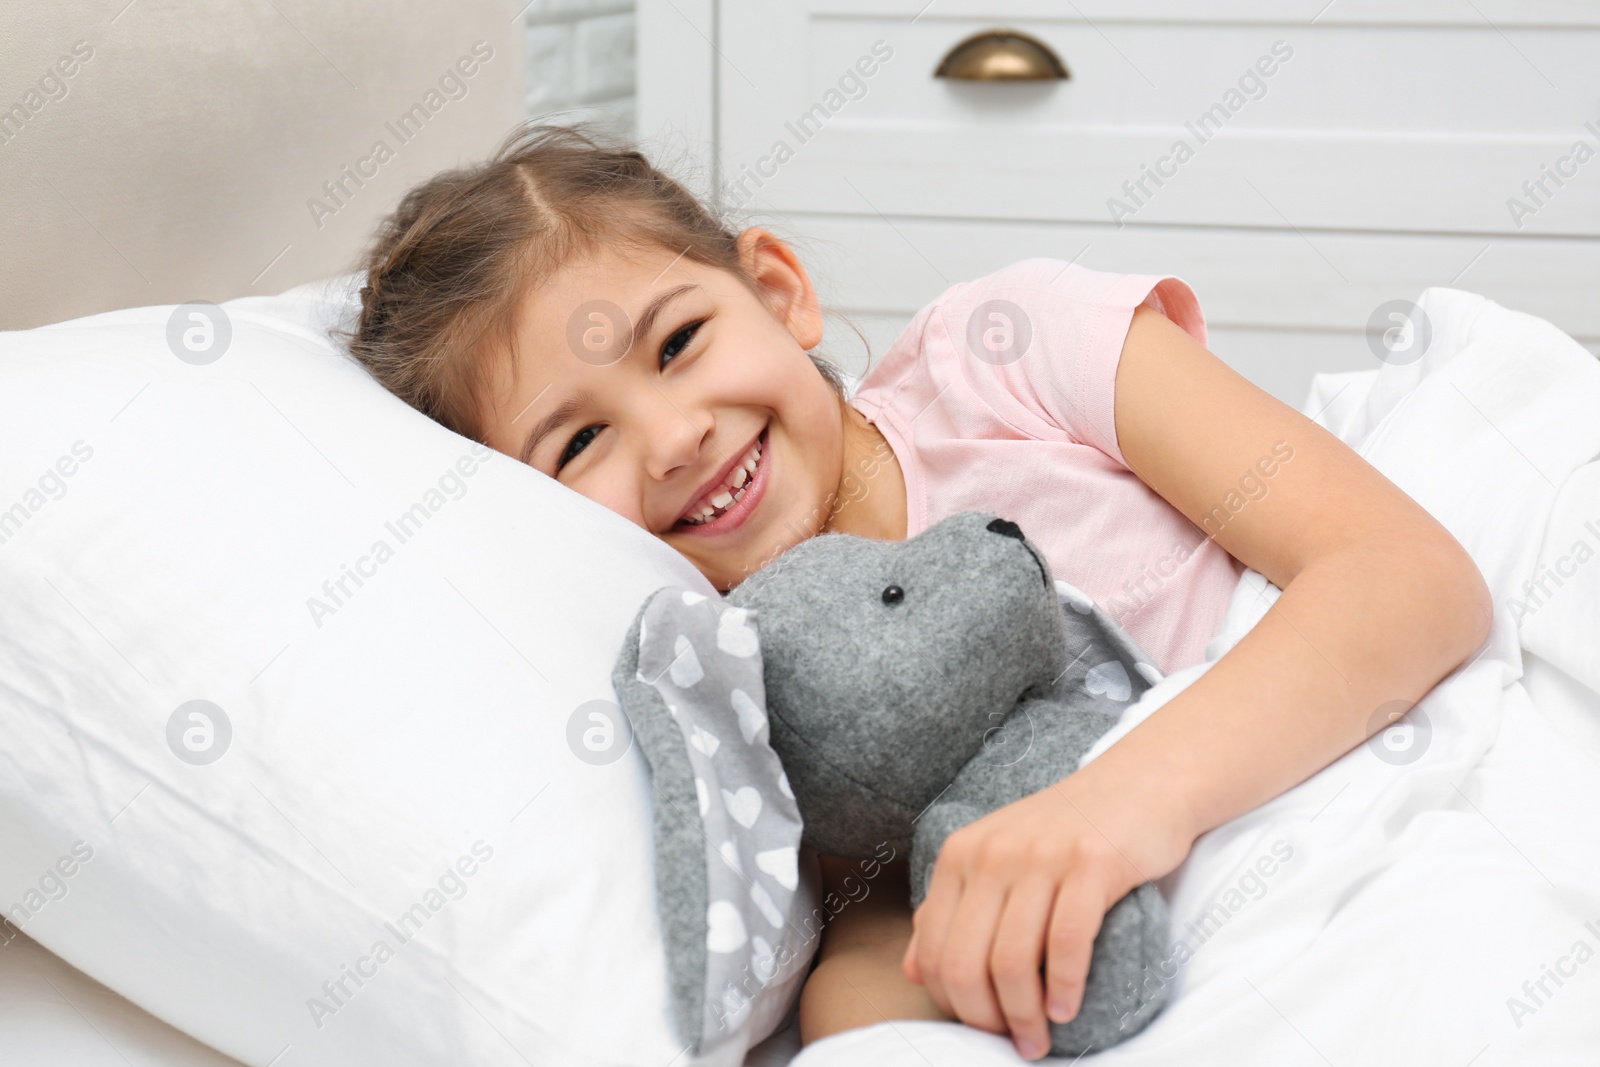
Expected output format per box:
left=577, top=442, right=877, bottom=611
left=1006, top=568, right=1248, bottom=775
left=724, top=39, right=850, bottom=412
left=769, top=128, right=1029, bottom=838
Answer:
left=348, top=123, right=1491, bottom=1061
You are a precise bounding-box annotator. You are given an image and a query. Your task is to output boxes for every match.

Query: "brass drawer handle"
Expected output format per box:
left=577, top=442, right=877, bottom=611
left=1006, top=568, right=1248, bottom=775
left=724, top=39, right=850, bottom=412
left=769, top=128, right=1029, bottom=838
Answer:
left=934, top=29, right=1069, bottom=81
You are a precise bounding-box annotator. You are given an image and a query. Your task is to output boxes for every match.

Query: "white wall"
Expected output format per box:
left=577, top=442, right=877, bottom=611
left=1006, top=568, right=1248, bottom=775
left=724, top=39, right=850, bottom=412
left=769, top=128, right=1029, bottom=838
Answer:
left=522, top=0, right=637, bottom=139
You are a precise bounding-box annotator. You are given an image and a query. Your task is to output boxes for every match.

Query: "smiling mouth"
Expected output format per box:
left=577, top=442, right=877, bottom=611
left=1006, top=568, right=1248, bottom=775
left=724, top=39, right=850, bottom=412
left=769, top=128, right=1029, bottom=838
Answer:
left=676, top=431, right=765, bottom=528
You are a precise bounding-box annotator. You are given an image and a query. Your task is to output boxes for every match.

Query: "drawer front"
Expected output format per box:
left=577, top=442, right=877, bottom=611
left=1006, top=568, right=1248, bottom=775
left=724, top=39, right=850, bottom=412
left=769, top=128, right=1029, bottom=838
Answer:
left=794, top=216, right=1600, bottom=335
left=787, top=215, right=1600, bottom=403
left=717, top=1, right=1600, bottom=237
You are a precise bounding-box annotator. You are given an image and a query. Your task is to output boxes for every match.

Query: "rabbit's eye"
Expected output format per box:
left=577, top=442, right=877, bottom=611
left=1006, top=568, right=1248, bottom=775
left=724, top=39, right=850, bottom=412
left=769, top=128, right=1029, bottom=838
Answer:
left=881, top=585, right=904, bottom=606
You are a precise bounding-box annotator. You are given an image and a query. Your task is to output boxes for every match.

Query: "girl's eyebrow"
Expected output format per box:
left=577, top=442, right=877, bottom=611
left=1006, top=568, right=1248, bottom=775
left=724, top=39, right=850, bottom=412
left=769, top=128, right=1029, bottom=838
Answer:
left=520, top=389, right=595, bottom=465
left=632, top=283, right=700, bottom=343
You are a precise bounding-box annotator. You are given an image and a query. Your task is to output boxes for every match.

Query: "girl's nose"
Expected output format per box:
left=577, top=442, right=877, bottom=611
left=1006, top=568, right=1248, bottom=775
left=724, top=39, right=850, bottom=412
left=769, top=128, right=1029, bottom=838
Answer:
left=641, top=395, right=712, bottom=482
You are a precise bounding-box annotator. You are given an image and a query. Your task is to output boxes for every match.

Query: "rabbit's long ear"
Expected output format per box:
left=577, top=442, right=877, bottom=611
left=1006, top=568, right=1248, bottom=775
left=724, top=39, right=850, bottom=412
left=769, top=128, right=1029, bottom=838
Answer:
left=609, top=588, right=810, bottom=1058
left=609, top=588, right=710, bottom=1050
left=1051, top=579, right=1165, bottom=705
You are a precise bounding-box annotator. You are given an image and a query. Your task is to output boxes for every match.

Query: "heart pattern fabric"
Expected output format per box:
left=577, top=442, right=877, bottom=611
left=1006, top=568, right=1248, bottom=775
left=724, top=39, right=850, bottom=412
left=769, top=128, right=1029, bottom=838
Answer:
left=622, top=588, right=816, bottom=1058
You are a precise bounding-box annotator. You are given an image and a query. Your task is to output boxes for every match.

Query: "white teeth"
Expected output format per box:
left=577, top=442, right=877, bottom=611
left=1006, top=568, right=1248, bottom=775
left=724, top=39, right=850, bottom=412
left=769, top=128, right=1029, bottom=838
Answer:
left=680, top=434, right=765, bottom=527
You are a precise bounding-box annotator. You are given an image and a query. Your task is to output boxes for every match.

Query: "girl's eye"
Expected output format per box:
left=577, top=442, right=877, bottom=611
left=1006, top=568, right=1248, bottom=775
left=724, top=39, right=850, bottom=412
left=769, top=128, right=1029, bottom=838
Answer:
left=558, top=425, right=602, bottom=471
left=661, top=321, right=702, bottom=367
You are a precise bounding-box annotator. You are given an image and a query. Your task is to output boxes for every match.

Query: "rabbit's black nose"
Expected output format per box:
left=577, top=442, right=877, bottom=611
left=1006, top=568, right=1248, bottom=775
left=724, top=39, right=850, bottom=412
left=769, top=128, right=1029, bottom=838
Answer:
left=986, top=517, right=1025, bottom=540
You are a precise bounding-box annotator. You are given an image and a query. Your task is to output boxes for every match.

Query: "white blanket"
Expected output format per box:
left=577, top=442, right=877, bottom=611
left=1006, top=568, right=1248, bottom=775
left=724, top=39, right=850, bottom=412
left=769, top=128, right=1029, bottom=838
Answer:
left=789, top=288, right=1600, bottom=1067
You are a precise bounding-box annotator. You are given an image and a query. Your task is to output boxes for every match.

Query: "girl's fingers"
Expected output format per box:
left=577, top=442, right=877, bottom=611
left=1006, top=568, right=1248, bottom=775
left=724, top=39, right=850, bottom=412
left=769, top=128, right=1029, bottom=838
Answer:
left=907, top=855, right=965, bottom=1017
left=1044, top=868, right=1107, bottom=1026
left=934, top=869, right=1010, bottom=1033
left=988, top=874, right=1057, bottom=1059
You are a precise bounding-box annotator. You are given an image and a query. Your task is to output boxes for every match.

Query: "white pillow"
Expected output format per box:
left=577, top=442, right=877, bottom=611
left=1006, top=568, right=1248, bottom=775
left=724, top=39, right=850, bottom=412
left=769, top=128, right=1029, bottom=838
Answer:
left=0, top=276, right=818, bottom=1067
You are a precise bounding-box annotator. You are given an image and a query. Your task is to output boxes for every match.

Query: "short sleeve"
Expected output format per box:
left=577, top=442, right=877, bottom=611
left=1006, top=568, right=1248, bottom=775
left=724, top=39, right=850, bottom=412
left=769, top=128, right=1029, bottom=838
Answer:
left=933, top=258, right=1207, bottom=469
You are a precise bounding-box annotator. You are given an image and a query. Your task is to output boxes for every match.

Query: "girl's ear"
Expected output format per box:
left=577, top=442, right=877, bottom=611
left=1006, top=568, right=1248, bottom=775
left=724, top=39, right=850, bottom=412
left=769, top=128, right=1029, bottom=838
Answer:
left=735, top=227, right=825, bottom=350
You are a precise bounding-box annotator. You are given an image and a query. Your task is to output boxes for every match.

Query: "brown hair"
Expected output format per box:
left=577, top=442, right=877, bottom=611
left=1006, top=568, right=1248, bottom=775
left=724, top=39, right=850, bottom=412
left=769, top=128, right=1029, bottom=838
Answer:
left=344, top=121, right=848, bottom=443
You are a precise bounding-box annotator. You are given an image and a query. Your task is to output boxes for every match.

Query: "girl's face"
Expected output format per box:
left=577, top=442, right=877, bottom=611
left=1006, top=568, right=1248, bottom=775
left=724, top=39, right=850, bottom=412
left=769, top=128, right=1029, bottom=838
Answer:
left=476, top=229, right=847, bottom=590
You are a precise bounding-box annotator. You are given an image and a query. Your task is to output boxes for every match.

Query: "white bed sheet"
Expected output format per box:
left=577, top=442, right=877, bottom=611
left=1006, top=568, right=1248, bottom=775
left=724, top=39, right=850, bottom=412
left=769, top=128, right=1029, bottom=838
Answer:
left=0, top=930, right=245, bottom=1067
left=4, top=286, right=1599, bottom=1067
left=0, top=938, right=803, bottom=1067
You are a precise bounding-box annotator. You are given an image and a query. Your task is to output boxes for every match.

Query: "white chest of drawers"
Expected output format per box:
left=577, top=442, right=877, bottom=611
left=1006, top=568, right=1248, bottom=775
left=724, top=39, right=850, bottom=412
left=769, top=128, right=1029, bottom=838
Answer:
left=638, top=0, right=1600, bottom=403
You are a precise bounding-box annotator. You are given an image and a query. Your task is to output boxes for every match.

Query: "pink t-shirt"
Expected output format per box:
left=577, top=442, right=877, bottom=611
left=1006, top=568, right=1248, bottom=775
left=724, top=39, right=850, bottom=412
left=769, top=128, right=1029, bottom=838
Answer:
left=849, top=258, right=1244, bottom=674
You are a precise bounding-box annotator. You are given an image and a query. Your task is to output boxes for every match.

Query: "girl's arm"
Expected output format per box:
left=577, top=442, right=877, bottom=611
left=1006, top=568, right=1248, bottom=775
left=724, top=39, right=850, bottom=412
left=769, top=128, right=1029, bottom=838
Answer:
left=901, top=305, right=1494, bottom=1059
left=797, top=855, right=951, bottom=1044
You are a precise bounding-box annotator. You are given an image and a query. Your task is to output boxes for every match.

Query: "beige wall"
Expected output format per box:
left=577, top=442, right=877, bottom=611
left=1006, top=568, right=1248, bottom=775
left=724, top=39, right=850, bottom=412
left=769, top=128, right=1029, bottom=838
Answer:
left=0, top=1, right=523, bottom=330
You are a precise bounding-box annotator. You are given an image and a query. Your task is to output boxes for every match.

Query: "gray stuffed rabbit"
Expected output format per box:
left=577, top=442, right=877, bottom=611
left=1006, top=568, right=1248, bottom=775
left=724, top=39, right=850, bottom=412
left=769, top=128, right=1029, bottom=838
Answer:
left=614, top=510, right=1171, bottom=1059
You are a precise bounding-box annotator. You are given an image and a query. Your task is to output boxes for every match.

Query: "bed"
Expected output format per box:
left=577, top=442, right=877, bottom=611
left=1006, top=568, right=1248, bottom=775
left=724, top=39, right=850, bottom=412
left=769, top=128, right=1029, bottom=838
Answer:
left=6, top=278, right=1600, bottom=1067
left=5, top=5, right=1600, bottom=1067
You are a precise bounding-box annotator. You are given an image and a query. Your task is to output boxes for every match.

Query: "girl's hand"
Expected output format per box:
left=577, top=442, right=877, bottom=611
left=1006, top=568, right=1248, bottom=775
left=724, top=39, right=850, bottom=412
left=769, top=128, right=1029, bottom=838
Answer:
left=900, top=772, right=1193, bottom=1061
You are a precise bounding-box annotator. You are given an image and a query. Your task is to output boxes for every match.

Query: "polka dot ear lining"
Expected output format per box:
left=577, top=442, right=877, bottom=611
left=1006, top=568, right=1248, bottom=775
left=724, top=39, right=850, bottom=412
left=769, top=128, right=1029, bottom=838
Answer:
left=609, top=586, right=813, bottom=1057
